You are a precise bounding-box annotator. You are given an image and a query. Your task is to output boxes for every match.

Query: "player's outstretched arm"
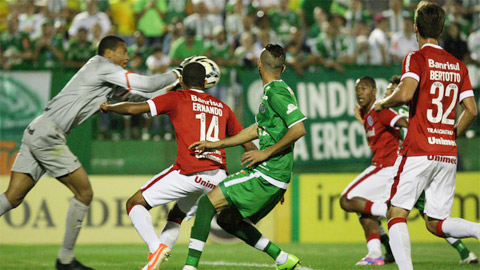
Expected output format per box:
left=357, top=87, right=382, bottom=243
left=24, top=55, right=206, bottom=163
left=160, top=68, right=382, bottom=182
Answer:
left=241, top=121, right=306, bottom=167
left=375, top=78, right=418, bottom=111
left=455, top=97, right=477, bottom=137
left=189, top=124, right=259, bottom=152
left=100, top=101, right=150, bottom=115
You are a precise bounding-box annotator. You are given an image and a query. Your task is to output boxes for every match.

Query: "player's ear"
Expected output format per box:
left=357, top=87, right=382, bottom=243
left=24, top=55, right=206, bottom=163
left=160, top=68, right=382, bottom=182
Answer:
left=281, top=65, right=286, bottom=74
left=373, top=87, right=377, bottom=96
left=203, top=79, right=207, bottom=89
left=179, top=76, right=186, bottom=89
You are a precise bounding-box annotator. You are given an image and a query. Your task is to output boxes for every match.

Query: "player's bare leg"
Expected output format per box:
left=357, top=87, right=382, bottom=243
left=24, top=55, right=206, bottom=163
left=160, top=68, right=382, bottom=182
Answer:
left=387, top=206, right=411, bottom=270
left=1, top=172, right=35, bottom=215
left=340, top=196, right=387, bottom=218
left=55, top=166, right=93, bottom=270
left=127, top=190, right=170, bottom=270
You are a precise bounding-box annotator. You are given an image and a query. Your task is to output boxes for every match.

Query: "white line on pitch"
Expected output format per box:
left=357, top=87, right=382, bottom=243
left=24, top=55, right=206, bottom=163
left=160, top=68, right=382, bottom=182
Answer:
left=203, top=261, right=321, bottom=270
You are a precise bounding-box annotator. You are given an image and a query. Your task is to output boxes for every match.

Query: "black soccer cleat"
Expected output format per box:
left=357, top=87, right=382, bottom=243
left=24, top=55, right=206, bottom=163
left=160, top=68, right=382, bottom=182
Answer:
left=384, top=252, right=395, bottom=264
left=56, top=258, right=94, bottom=270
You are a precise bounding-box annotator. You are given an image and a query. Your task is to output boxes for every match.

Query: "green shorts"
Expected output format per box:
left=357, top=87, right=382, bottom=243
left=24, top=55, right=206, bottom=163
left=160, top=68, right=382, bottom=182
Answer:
left=219, top=168, right=288, bottom=224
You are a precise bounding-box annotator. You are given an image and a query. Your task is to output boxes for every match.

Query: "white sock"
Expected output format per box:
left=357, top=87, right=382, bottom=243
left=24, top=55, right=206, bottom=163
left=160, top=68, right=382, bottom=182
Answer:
left=58, top=197, right=88, bottom=264
left=388, top=219, right=413, bottom=270
left=254, top=235, right=270, bottom=251
left=0, top=193, right=13, bottom=216
left=445, top=237, right=459, bottom=245
left=371, top=202, right=387, bottom=218
left=441, top=218, right=480, bottom=239
left=159, top=221, right=182, bottom=249
left=129, top=204, right=161, bottom=253
left=366, top=235, right=382, bottom=258
left=275, top=251, right=288, bottom=265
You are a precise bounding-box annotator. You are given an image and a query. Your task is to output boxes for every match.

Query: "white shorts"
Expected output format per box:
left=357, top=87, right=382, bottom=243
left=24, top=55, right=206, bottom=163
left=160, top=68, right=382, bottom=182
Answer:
left=341, top=165, right=395, bottom=202
left=140, top=166, right=226, bottom=220
left=388, top=155, right=457, bottom=220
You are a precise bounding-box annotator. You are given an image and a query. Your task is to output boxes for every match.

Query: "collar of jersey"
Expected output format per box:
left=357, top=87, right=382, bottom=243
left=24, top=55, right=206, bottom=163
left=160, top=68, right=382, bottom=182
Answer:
left=263, top=80, right=283, bottom=89
left=421, top=43, right=442, bottom=50
left=188, top=88, right=204, bottom=93
left=368, top=100, right=378, bottom=113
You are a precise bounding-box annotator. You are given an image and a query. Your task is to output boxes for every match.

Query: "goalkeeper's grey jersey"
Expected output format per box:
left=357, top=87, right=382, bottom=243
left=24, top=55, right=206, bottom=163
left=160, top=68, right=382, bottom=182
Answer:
left=43, top=55, right=177, bottom=134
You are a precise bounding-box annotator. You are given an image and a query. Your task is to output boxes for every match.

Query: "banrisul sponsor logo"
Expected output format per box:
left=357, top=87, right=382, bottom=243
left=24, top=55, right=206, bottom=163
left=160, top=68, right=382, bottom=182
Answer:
left=0, top=75, right=43, bottom=131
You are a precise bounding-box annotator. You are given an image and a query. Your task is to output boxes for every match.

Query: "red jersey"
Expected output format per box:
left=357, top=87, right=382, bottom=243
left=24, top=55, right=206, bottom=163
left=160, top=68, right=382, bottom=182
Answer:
left=361, top=103, right=403, bottom=167
left=147, top=89, right=243, bottom=175
left=400, top=44, right=474, bottom=156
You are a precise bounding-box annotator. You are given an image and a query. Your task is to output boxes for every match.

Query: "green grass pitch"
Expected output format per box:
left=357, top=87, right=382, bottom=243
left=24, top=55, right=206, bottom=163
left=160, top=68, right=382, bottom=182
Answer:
left=1, top=241, right=479, bottom=269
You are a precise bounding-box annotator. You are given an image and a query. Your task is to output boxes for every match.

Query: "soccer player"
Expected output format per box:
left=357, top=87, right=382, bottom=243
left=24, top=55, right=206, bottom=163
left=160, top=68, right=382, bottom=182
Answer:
left=374, top=2, right=479, bottom=269
left=0, top=36, right=181, bottom=270
left=100, top=62, right=256, bottom=270
left=340, top=76, right=408, bottom=266
left=182, top=44, right=306, bottom=270
left=385, top=75, right=479, bottom=265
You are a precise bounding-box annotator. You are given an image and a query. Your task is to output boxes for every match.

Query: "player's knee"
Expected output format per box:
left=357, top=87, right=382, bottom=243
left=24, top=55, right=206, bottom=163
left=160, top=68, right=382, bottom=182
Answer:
left=425, top=219, right=439, bottom=236
left=5, top=192, right=24, bottom=208
left=339, top=196, right=351, bottom=211
left=216, top=214, right=236, bottom=233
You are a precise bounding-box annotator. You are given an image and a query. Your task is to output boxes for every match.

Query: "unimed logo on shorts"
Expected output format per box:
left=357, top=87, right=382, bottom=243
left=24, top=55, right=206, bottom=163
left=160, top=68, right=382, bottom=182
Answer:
left=0, top=75, right=44, bottom=174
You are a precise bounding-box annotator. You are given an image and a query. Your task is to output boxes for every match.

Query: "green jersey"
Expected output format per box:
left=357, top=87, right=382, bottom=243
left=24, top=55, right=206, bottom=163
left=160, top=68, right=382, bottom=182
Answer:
left=66, top=40, right=95, bottom=62
left=255, top=80, right=306, bottom=183
left=169, top=37, right=206, bottom=61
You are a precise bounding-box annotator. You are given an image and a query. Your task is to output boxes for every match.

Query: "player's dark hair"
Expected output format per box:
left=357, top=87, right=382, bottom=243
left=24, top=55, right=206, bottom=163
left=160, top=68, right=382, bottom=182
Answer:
left=97, top=36, right=125, bottom=56
left=389, top=75, right=401, bottom=85
left=414, top=1, right=445, bottom=40
left=358, top=76, right=376, bottom=89
left=261, top=44, right=286, bottom=74
left=183, top=62, right=206, bottom=89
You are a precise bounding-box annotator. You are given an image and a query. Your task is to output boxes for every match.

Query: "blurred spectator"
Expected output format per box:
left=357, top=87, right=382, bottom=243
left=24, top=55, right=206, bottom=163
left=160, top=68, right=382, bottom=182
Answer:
left=225, top=0, right=245, bottom=43
left=234, top=31, right=257, bottom=67
left=468, top=26, right=480, bottom=65
left=463, top=0, right=480, bottom=28
left=268, top=0, right=300, bottom=44
left=254, top=28, right=273, bottom=58
left=368, top=13, right=390, bottom=65
left=285, top=27, right=314, bottom=74
left=314, top=17, right=351, bottom=71
left=253, top=0, right=280, bottom=11
left=33, top=21, right=64, bottom=69
left=146, top=44, right=170, bottom=74
left=69, top=0, right=111, bottom=40
left=443, top=22, right=470, bottom=62
left=65, top=27, right=95, bottom=68
left=307, top=7, right=327, bottom=39
left=169, top=27, right=206, bottom=65
left=184, top=0, right=215, bottom=40
left=109, top=0, right=136, bottom=40
left=54, top=20, right=69, bottom=48
left=0, top=15, right=32, bottom=70
left=18, top=0, right=46, bottom=39
left=134, top=0, right=167, bottom=45
left=46, top=0, right=69, bottom=24
left=300, top=0, right=332, bottom=27
left=443, top=0, right=471, bottom=36
left=352, top=20, right=370, bottom=65
left=162, top=18, right=185, bottom=56
left=128, top=31, right=151, bottom=72
left=90, top=23, right=103, bottom=47
left=205, top=0, right=226, bottom=26
left=390, top=16, right=417, bottom=64
left=384, top=0, right=409, bottom=34
left=206, top=26, right=236, bottom=67
left=165, top=0, right=189, bottom=24
left=344, top=0, right=371, bottom=30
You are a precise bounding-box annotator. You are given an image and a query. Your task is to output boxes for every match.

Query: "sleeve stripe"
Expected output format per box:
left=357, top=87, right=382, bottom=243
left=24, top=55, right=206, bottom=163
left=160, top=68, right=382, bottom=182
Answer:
left=459, top=90, right=474, bottom=103
left=401, top=72, right=420, bottom=82
left=390, top=115, right=403, bottom=128
left=146, top=99, right=157, bottom=116
left=125, top=72, right=132, bottom=91
left=288, top=117, right=307, bottom=128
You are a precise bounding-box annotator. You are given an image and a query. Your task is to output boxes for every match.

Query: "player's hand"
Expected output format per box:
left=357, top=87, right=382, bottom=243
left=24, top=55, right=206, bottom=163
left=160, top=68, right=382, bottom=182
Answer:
left=373, top=100, right=385, bottom=112
left=241, top=150, right=269, bottom=168
left=100, top=101, right=111, bottom=113
left=189, top=141, right=220, bottom=153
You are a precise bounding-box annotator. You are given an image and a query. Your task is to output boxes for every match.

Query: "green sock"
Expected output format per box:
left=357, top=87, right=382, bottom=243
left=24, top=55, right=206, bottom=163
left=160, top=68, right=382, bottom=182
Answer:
left=228, top=221, right=281, bottom=260
left=264, top=241, right=282, bottom=260
left=451, top=240, right=470, bottom=260
left=185, top=196, right=217, bottom=267
left=380, top=234, right=392, bottom=255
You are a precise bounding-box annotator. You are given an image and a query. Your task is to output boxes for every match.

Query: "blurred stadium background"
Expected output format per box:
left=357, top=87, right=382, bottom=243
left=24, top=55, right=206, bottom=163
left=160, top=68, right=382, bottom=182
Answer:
left=0, top=0, right=479, bottom=268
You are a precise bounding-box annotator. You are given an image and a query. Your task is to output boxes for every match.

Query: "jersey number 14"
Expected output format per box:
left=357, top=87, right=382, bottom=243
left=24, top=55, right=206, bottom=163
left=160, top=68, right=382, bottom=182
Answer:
left=195, top=113, right=219, bottom=141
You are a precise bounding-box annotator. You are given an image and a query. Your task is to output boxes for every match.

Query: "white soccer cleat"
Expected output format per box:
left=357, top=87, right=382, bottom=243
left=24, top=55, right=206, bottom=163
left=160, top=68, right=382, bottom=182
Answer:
left=145, top=244, right=171, bottom=270
left=460, top=252, right=479, bottom=264
left=182, top=266, right=197, bottom=270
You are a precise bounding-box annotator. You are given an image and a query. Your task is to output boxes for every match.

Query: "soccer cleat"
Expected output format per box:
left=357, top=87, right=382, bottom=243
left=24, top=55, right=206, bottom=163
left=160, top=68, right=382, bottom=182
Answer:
left=56, top=258, right=94, bottom=270
left=277, top=254, right=300, bottom=270
left=460, top=252, right=479, bottom=264
left=355, top=256, right=385, bottom=265
left=146, top=244, right=171, bottom=270
left=383, top=252, right=395, bottom=264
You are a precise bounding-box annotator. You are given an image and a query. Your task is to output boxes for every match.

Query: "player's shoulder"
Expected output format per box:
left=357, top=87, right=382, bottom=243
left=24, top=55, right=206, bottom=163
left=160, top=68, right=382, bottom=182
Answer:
left=265, top=81, right=294, bottom=97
